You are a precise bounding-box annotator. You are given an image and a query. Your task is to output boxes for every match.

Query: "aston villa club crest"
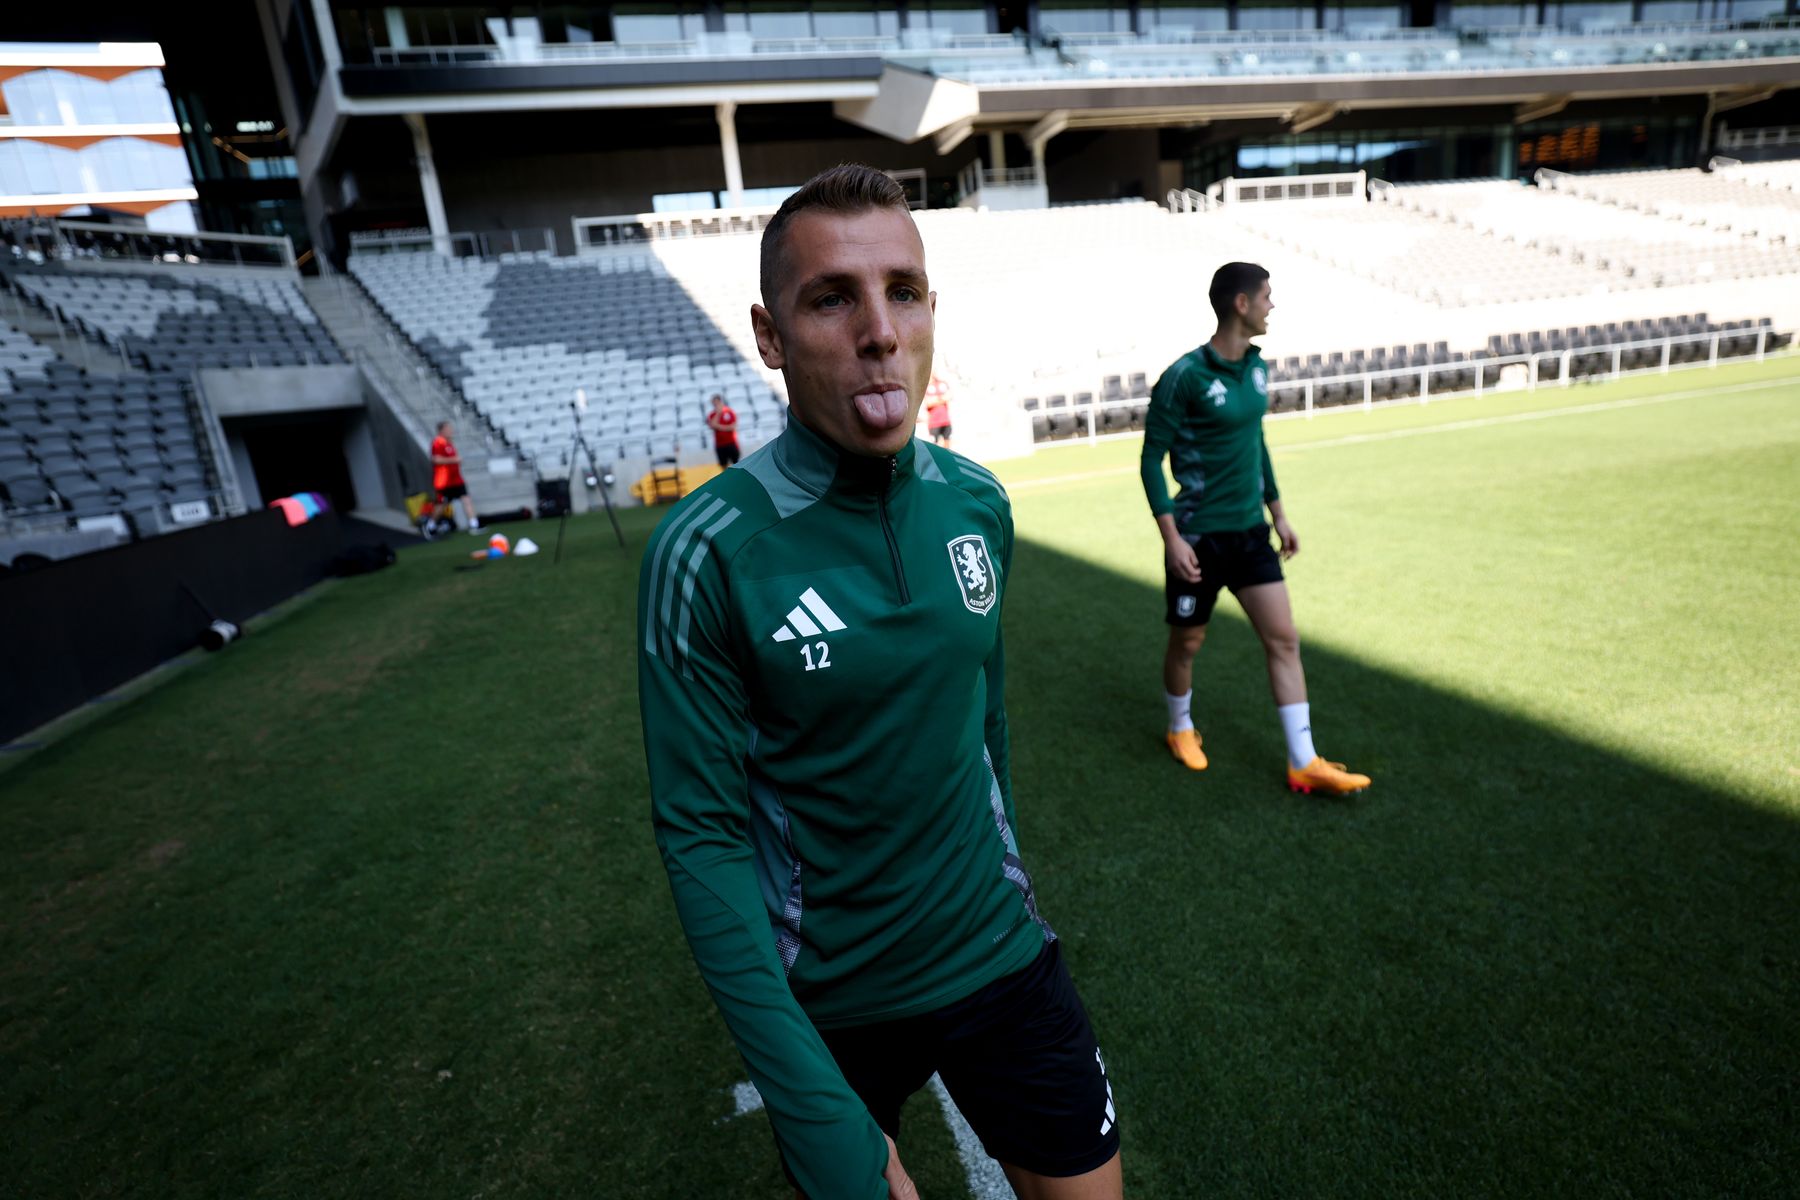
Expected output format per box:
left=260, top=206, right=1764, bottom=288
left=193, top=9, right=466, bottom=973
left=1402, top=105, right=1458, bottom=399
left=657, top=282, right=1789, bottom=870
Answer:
left=946, top=534, right=998, bottom=615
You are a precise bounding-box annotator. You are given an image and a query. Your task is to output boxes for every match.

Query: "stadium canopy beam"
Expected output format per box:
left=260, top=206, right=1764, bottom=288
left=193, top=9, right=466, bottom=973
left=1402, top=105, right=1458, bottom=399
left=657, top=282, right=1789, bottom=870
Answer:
left=934, top=119, right=975, bottom=155
left=1513, top=94, right=1573, bottom=125
left=1710, top=85, right=1778, bottom=114
left=401, top=113, right=451, bottom=256
left=1285, top=102, right=1341, bottom=135
left=715, top=101, right=745, bottom=208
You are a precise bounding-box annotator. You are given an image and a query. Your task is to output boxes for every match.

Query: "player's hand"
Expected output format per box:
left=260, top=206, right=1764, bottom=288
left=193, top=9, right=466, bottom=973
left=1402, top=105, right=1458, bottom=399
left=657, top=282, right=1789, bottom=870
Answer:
left=884, top=1133, right=920, bottom=1199
left=1274, top=516, right=1299, bottom=560
left=1165, top=534, right=1202, bottom=584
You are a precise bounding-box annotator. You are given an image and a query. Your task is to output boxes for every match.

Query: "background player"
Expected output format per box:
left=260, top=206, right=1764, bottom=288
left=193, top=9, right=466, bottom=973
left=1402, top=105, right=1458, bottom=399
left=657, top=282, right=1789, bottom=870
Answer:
left=925, top=374, right=953, bottom=448
left=428, top=420, right=479, bottom=535
left=1141, top=262, right=1370, bottom=797
left=705, top=392, right=740, bottom=467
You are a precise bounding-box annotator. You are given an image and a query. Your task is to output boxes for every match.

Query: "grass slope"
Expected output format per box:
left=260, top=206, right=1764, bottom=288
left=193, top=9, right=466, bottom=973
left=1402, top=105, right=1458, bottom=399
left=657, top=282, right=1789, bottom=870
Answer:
left=3, top=361, right=1797, bottom=1198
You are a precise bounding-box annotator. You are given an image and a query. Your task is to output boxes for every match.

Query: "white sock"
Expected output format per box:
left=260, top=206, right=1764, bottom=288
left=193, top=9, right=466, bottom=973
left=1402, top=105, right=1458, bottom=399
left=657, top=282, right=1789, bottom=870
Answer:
left=470, top=518, right=480, bottom=530
left=1279, top=703, right=1316, bottom=770
left=1165, top=690, right=1194, bottom=734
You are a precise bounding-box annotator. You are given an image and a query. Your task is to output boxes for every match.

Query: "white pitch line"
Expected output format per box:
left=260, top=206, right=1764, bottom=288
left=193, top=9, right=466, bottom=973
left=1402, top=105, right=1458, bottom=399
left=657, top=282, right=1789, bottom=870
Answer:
left=1003, top=372, right=1800, bottom=493
left=929, top=1072, right=1017, bottom=1200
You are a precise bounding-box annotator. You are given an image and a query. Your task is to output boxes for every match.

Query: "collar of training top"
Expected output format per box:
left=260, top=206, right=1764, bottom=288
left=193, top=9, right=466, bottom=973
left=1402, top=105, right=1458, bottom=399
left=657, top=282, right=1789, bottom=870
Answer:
left=1201, top=341, right=1263, bottom=377
left=775, top=412, right=920, bottom=500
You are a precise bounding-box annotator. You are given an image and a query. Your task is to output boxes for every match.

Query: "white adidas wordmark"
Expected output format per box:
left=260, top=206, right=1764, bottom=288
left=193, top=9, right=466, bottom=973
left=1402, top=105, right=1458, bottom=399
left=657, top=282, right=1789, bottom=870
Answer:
left=770, top=587, right=847, bottom=642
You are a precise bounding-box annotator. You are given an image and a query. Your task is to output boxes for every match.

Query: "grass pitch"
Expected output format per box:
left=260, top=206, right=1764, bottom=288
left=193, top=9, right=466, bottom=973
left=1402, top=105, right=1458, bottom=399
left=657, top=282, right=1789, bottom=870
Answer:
left=4, top=357, right=1797, bottom=1198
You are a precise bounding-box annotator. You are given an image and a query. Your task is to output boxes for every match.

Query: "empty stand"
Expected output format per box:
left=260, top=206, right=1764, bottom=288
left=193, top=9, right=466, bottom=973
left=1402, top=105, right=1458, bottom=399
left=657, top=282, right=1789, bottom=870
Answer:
left=1542, top=166, right=1800, bottom=249
left=350, top=250, right=785, bottom=471
left=0, top=359, right=216, bottom=525
left=1, top=264, right=345, bottom=374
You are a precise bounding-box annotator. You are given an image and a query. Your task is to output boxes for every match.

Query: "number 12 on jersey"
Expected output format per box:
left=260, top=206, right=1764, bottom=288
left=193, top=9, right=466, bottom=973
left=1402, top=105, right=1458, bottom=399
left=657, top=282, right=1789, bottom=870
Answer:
left=801, top=641, right=832, bottom=671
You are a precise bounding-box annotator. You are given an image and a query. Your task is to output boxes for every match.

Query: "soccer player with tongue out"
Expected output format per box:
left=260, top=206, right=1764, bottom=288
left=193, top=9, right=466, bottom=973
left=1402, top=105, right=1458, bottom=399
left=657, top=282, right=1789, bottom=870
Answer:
left=639, top=166, right=1124, bottom=1200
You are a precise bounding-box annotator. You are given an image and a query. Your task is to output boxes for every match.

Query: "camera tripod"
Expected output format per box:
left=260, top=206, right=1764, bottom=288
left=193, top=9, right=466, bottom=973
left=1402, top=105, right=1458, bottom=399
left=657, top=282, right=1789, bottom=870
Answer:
left=553, top=399, right=626, bottom=564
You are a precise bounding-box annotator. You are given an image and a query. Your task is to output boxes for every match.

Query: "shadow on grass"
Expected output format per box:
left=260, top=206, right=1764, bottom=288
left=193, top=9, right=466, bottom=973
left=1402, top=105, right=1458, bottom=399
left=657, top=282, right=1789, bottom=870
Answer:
left=1004, top=536, right=1797, bottom=1200
left=0, top=511, right=1792, bottom=1199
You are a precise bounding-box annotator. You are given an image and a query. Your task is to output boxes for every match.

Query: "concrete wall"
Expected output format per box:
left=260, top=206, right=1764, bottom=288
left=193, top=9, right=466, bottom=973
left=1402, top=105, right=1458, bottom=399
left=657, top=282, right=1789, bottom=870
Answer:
left=196, top=365, right=363, bottom=418
left=356, top=367, right=437, bottom=505
left=227, top=436, right=263, bottom=508
left=342, top=411, right=388, bottom=513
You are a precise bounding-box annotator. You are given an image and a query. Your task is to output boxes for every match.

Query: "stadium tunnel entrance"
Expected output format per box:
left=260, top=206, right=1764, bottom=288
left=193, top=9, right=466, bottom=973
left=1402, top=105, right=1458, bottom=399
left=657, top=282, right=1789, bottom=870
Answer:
left=196, top=365, right=403, bottom=517
left=229, top=410, right=363, bottom=515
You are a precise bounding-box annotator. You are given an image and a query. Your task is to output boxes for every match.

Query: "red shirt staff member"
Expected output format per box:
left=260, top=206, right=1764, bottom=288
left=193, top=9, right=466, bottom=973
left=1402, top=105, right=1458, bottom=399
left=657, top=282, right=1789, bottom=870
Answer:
left=925, top=374, right=952, bottom=448
left=430, top=420, right=480, bottom=533
left=706, top=393, right=740, bottom=467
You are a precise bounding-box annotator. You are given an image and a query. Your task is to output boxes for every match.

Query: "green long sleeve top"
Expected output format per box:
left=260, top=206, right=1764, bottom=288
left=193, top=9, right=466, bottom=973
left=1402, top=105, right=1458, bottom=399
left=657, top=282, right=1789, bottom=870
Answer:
left=638, top=418, right=1054, bottom=1200
left=1141, top=341, right=1280, bottom=535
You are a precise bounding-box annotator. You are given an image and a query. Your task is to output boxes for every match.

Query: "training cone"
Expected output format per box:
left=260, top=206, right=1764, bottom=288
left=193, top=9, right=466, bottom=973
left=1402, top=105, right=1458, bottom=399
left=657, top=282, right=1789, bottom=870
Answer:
left=487, top=532, right=510, bottom=556
left=514, top=537, right=540, bottom=556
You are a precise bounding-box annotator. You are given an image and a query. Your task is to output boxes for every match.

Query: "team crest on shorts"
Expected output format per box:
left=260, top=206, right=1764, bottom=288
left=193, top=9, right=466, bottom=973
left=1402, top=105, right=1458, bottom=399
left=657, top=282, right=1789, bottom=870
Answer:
left=947, top=534, right=998, bottom=615
left=1252, top=366, right=1268, bottom=395
left=1177, top=595, right=1197, bottom=618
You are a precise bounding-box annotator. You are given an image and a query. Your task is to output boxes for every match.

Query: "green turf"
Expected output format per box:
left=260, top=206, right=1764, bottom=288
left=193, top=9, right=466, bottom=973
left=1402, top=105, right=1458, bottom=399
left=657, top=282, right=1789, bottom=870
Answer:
left=3, top=361, right=1798, bottom=1198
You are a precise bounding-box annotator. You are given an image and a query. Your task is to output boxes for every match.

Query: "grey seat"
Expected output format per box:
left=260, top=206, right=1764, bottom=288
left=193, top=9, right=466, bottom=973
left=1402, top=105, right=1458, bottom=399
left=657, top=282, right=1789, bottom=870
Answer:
left=4, top=476, right=54, bottom=507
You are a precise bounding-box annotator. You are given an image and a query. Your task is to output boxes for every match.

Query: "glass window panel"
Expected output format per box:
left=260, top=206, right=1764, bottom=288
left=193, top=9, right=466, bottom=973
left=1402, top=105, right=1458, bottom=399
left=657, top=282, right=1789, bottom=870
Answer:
left=1236, top=4, right=1319, bottom=30
left=1639, top=0, right=1702, bottom=17
left=813, top=2, right=892, bottom=37
left=748, top=9, right=813, bottom=36
left=653, top=190, right=718, bottom=212
left=1335, top=3, right=1405, bottom=30
left=1727, top=0, right=1788, bottom=16
left=814, top=11, right=877, bottom=37
left=922, top=2, right=988, bottom=33
left=1449, top=2, right=1536, bottom=26
left=1150, top=5, right=1231, bottom=31
left=614, top=4, right=686, bottom=42
left=741, top=185, right=801, bottom=206
left=1238, top=145, right=1269, bottom=170
left=1546, top=2, right=1633, bottom=25
left=1040, top=4, right=1132, bottom=32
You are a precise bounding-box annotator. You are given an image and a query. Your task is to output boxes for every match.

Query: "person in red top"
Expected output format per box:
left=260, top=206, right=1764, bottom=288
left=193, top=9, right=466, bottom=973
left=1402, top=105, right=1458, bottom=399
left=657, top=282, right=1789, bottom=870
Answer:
left=429, top=420, right=479, bottom=534
left=925, top=374, right=952, bottom=448
left=705, top=393, right=740, bottom=468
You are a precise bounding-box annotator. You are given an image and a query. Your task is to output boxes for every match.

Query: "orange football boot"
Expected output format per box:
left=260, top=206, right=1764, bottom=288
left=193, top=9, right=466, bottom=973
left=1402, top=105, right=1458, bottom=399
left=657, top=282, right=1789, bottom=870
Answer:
left=1287, top=756, right=1370, bottom=795
left=1167, top=728, right=1208, bottom=771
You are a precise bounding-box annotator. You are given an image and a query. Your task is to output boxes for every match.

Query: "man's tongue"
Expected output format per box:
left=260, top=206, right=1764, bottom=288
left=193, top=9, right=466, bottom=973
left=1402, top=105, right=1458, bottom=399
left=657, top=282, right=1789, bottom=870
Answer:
left=852, top=388, right=909, bottom=431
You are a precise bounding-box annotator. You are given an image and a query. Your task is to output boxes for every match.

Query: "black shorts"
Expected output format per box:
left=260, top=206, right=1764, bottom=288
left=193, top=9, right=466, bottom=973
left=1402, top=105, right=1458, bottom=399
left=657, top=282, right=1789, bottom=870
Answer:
left=715, top=442, right=741, bottom=467
left=931, top=424, right=953, bottom=439
left=434, top=483, right=467, bottom=502
left=1165, top=522, right=1284, bottom=626
left=784, top=939, right=1118, bottom=1191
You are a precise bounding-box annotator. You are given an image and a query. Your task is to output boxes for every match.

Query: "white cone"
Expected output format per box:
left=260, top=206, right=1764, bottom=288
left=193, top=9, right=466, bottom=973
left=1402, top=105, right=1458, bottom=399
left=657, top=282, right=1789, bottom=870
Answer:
left=514, top=536, right=540, bottom=556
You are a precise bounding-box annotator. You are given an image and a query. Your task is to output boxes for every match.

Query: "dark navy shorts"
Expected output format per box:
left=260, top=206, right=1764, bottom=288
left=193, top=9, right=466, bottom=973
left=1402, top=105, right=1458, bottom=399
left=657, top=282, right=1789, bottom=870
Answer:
left=785, top=939, right=1119, bottom=1192
left=1165, top=521, right=1284, bottom=626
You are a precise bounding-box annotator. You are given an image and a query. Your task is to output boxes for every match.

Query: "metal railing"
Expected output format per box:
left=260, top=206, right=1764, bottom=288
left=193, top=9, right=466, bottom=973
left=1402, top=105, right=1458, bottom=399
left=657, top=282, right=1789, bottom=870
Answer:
left=3, top=218, right=296, bottom=269
left=1213, top=172, right=1367, bottom=205
left=1020, top=326, right=1785, bottom=447
left=571, top=205, right=780, bottom=251
left=1717, top=125, right=1800, bottom=151
left=957, top=162, right=1042, bottom=199
left=1165, top=188, right=1221, bottom=213
left=363, top=29, right=1023, bottom=67
left=346, top=226, right=558, bottom=259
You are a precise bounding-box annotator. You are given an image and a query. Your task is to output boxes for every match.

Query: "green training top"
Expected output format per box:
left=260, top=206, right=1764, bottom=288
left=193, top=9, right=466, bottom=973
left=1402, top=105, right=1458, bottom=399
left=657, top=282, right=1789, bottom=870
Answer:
left=1140, top=341, right=1280, bottom=535
left=638, top=418, right=1054, bottom=1200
